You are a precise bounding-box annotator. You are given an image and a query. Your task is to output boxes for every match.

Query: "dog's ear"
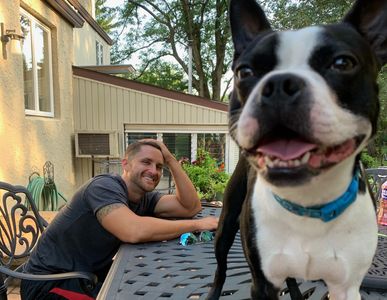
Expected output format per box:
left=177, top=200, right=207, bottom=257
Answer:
left=229, top=0, right=271, bottom=59
left=343, top=0, right=387, bottom=67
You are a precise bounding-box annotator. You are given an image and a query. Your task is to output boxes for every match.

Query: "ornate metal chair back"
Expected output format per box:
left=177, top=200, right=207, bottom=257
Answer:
left=0, top=181, right=46, bottom=297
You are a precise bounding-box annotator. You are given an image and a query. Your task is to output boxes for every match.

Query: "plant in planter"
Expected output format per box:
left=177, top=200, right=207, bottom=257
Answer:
left=181, top=149, right=230, bottom=202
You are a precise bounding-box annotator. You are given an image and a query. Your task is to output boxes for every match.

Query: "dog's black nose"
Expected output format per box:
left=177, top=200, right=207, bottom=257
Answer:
left=261, top=74, right=305, bottom=105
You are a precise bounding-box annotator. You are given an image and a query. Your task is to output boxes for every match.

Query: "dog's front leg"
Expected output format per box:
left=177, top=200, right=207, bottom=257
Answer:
left=327, top=281, right=363, bottom=300
left=240, top=198, right=279, bottom=300
left=206, top=158, right=249, bottom=300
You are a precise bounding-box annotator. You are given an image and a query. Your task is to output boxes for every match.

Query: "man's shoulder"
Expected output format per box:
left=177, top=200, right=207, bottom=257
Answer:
left=84, top=173, right=127, bottom=197
left=90, top=173, right=124, bottom=187
left=92, top=173, right=121, bottom=182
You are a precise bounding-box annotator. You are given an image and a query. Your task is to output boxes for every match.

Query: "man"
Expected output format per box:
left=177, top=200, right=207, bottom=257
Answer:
left=21, top=140, right=218, bottom=299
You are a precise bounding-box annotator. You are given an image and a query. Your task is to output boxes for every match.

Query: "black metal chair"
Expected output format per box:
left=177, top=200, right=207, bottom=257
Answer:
left=366, top=167, right=387, bottom=200
left=0, top=181, right=97, bottom=300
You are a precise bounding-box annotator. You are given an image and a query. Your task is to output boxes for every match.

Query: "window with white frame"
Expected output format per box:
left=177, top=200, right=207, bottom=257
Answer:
left=20, top=9, right=54, bottom=117
left=96, top=40, right=103, bottom=65
left=125, top=132, right=225, bottom=164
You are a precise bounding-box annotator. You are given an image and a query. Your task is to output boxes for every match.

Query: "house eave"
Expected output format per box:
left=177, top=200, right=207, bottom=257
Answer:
left=67, top=0, right=113, bottom=45
left=43, top=0, right=84, bottom=28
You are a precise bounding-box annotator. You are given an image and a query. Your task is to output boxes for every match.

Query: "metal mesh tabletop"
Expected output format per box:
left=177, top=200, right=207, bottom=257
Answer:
left=97, top=207, right=387, bottom=300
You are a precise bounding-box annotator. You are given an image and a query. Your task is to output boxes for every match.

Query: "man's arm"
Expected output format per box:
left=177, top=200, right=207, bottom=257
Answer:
left=143, top=139, right=202, bottom=218
left=97, top=204, right=218, bottom=243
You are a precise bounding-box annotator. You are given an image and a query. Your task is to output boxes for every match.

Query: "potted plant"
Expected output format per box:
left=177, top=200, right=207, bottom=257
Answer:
left=181, top=149, right=230, bottom=202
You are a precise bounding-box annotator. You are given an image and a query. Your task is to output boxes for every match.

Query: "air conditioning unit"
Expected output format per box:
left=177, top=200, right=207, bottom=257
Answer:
left=75, top=131, right=119, bottom=158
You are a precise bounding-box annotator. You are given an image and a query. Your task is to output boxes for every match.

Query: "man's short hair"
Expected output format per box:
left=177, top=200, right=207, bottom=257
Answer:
left=124, top=140, right=162, bottom=161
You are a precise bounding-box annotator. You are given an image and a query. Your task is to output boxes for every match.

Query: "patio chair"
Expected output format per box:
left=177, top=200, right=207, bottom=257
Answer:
left=365, top=167, right=387, bottom=200
left=0, top=181, right=97, bottom=300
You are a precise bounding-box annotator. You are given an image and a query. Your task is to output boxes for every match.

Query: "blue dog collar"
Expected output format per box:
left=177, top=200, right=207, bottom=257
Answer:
left=273, top=172, right=359, bottom=222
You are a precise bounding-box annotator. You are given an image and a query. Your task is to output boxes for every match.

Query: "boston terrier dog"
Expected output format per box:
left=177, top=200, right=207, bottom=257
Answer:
left=207, top=0, right=387, bottom=299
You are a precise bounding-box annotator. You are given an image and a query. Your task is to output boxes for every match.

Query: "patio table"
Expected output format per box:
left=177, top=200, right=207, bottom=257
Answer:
left=97, top=207, right=387, bottom=300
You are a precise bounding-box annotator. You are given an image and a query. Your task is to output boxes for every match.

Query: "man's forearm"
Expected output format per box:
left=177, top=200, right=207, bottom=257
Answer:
left=124, top=216, right=202, bottom=243
left=166, top=157, right=201, bottom=211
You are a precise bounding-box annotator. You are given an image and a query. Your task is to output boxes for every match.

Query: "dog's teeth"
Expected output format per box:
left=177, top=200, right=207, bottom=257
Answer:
left=301, top=152, right=311, bottom=164
left=293, top=159, right=301, bottom=167
left=264, top=156, right=274, bottom=168
left=279, top=161, right=287, bottom=167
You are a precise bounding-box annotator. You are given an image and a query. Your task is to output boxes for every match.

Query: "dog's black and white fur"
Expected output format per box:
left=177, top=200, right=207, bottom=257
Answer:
left=207, top=0, right=387, bottom=299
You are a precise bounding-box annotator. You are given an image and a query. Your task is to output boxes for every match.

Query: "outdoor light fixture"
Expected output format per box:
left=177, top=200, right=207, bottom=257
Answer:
left=1, top=22, right=24, bottom=59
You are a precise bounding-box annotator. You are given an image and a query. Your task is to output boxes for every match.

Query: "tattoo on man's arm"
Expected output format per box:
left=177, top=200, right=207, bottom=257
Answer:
left=96, top=203, right=125, bottom=223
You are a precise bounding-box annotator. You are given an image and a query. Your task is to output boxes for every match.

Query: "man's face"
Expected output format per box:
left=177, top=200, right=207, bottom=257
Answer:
left=124, top=145, right=164, bottom=192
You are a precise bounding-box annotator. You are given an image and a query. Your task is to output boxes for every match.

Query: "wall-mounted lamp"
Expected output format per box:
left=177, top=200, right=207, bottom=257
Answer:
left=1, top=23, right=24, bottom=59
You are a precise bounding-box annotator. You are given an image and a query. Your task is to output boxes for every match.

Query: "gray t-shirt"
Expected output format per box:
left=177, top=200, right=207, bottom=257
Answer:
left=24, top=173, right=163, bottom=278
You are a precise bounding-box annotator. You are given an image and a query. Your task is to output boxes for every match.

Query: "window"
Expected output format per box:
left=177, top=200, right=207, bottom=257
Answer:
left=163, top=133, right=191, bottom=161
left=20, top=9, right=54, bottom=117
left=126, top=133, right=157, bottom=146
left=197, top=133, right=226, bottom=164
left=125, top=132, right=225, bottom=164
left=96, top=40, right=103, bottom=65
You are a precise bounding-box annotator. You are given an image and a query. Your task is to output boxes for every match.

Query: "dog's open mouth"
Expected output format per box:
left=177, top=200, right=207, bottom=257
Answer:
left=248, top=136, right=362, bottom=170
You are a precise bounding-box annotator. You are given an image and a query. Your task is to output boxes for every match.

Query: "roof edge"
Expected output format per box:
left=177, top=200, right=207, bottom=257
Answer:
left=43, top=0, right=84, bottom=28
left=67, top=0, right=113, bottom=45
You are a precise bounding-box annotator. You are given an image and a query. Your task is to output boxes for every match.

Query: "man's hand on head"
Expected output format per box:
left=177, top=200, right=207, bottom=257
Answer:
left=139, top=139, right=176, bottom=164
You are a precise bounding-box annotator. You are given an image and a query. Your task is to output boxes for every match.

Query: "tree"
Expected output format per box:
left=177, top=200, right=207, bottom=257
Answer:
left=112, top=0, right=232, bottom=101
left=260, top=0, right=353, bottom=30
left=95, top=0, right=119, bottom=34
left=128, top=61, right=188, bottom=92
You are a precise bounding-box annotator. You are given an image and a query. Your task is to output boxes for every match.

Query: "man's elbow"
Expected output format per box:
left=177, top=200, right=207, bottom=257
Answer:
left=120, top=228, right=148, bottom=244
left=187, top=202, right=202, bottom=217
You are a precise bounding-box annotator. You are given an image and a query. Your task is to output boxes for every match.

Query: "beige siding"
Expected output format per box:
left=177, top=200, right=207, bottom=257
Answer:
left=73, top=76, right=230, bottom=186
left=73, top=76, right=228, bottom=131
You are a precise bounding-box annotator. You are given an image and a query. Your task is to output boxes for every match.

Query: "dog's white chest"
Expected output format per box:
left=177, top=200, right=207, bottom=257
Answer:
left=251, top=178, right=378, bottom=289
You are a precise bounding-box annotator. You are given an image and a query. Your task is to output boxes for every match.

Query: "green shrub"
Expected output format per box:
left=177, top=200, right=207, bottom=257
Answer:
left=181, top=149, right=230, bottom=201
left=361, top=152, right=379, bottom=168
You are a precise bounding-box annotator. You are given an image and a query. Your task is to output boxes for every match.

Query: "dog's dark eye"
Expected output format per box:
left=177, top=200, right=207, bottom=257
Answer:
left=330, top=56, right=357, bottom=71
left=237, top=67, right=254, bottom=79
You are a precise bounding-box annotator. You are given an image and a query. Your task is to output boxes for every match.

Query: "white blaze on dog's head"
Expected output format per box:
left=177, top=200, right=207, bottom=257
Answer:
left=276, top=27, right=321, bottom=70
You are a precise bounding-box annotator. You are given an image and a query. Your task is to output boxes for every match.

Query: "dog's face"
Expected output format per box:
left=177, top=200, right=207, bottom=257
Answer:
left=229, top=0, right=386, bottom=186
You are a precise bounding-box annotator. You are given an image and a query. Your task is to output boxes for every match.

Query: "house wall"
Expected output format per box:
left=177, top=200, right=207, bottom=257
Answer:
left=72, top=75, right=239, bottom=187
left=0, top=0, right=77, bottom=202
left=73, top=21, right=111, bottom=66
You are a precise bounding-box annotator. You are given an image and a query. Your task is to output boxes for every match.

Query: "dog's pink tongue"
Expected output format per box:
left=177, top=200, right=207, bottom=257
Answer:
left=258, top=139, right=317, bottom=160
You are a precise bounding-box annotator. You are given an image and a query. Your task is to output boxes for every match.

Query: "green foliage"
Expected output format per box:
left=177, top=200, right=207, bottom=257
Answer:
left=181, top=149, right=229, bottom=201
left=110, top=0, right=232, bottom=101
left=126, top=61, right=188, bottom=92
left=376, top=66, right=387, bottom=165
left=95, top=0, right=120, bottom=34
left=260, top=0, right=352, bottom=30
left=361, top=152, right=379, bottom=169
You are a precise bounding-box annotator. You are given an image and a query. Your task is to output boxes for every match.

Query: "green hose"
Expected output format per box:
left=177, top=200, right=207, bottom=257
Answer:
left=27, top=174, right=67, bottom=211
